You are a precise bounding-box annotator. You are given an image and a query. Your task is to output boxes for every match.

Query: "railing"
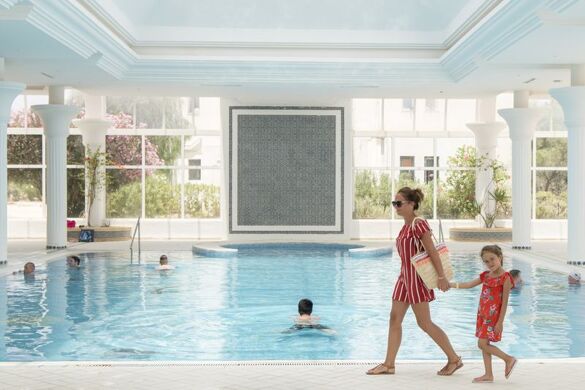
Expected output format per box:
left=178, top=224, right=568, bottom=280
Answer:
left=130, top=216, right=141, bottom=264
left=438, top=218, right=445, bottom=242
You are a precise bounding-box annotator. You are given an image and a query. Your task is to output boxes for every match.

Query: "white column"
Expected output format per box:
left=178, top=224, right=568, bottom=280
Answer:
left=467, top=122, right=506, bottom=219
left=0, top=82, right=25, bottom=263
left=33, top=104, right=79, bottom=248
left=498, top=99, right=545, bottom=249
left=550, top=67, right=585, bottom=264
left=74, top=118, right=111, bottom=227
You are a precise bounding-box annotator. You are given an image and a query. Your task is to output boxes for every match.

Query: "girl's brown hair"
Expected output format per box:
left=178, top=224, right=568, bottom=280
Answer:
left=480, top=245, right=504, bottom=263
left=397, top=187, right=424, bottom=210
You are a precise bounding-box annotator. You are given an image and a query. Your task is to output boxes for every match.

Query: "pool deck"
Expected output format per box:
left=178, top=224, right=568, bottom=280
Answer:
left=1, top=359, right=584, bottom=389
left=1, top=239, right=584, bottom=389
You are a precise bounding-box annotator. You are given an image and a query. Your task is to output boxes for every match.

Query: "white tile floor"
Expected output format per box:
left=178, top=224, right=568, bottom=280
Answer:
left=1, top=239, right=584, bottom=389
left=1, top=359, right=585, bottom=389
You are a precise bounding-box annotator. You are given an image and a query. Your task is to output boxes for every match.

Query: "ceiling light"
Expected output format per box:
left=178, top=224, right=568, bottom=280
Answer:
left=523, top=77, right=536, bottom=84
left=553, top=79, right=562, bottom=83
left=41, top=72, right=54, bottom=79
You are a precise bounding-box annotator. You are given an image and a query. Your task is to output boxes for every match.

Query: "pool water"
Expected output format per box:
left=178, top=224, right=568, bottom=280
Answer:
left=1, top=245, right=584, bottom=361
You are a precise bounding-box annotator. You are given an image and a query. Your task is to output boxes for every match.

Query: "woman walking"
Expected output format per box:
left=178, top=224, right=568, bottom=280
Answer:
left=367, top=187, right=462, bottom=376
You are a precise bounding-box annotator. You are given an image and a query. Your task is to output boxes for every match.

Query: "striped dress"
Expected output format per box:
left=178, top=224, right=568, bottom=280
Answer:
left=392, top=219, right=435, bottom=304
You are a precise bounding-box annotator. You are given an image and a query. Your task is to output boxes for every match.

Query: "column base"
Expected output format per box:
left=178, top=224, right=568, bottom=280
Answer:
left=46, top=245, right=67, bottom=249
left=567, top=260, right=585, bottom=265
left=0, top=260, right=7, bottom=265
left=512, top=245, right=531, bottom=250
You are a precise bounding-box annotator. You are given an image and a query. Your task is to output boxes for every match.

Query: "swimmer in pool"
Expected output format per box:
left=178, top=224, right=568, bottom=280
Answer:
left=283, top=299, right=335, bottom=335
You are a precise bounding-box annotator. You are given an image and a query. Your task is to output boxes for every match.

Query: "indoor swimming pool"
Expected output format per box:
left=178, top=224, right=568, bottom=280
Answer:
left=1, top=244, right=583, bottom=361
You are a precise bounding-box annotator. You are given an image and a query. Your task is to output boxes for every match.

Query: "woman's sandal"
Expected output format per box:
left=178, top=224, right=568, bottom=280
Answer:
left=437, top=356, right=463, bottom=376
left=366, top=363, right=395, bottom=375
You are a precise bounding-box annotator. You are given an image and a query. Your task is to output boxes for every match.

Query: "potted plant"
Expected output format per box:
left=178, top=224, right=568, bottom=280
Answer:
left=446, top=146, right=513, bottom=241
left=85, top=145, right=107, bottom=227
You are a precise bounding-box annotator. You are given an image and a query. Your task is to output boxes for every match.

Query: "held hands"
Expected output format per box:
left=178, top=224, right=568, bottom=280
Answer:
left=437, top=277, right=450, bottom=292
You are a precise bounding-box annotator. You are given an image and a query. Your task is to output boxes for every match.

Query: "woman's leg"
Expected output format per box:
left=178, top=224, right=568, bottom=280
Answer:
left=411, top=302, right=461, bottom=375
left=367, top=300, right=409, bottom=374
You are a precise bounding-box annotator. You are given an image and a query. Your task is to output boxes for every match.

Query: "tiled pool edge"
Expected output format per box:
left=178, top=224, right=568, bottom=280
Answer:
left=2, top=357, right=584, bottom=367
left=192, top=242, right=392, bottom=257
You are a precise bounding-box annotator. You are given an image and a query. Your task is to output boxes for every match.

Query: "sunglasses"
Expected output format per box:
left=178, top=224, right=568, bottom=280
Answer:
left=391, top=200, right=409, bottom=208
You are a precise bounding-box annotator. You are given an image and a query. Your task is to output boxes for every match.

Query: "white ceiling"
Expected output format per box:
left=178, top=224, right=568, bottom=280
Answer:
left=0, top=0, right=583, bottom=97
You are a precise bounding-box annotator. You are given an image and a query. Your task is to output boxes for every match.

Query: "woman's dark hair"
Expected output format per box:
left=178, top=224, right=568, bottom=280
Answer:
left=397, top=187, right=424, bottom=210
left=298, top=299, right=313, bottom=315
left=480, top=245, right=504, bottom=263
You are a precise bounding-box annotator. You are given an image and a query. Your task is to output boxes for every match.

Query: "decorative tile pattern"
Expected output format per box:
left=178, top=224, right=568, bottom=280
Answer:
left=229, top=107, right=344, bottom=234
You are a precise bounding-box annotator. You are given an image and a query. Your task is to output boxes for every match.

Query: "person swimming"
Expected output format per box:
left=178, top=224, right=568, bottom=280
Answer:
left=283, top=299, right=335, bottom=335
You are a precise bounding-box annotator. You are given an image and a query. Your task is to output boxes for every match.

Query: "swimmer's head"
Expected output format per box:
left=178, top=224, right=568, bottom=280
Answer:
left=159, top=255, right=168, bottom=265
left=23, top=262, right=35, bottom=274
left=298, top=299, right=313, bottom=315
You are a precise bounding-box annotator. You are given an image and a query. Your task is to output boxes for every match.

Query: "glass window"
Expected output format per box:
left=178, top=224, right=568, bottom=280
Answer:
left=536, top=137, right=567, bottom=167
left=184, top=170, right=220, bottom=218
left=67, top=135, right=85, bottom=165
left=184, top=136, right=221, bottom=167
left=392, top=138, right=433, bottom=168
left=145, top=169, right=180, bottom=218
left=353, top=137, right=389, bottom=168
left=415, top=99, right=445, bottom=131
left=106, top=135, right=142, bottom=166
left=165, top=97, right=192, bottom=129
left=551, top=99, right=566, bottom=132
left=437, top=169, right=475, bottom=220
left=399, top=156, right=415, bottom=181
left=8, top=95, right=25, bottom=128
left=136, top=97, right=163, bottom=128
left=7, top=135, right=42, bottom=165
left=106, top=97, right=135, bottom=129
left=383, top=99, right=414, bottom=132
left=67, top=168, right=85, bottom=218
left=146, top=136, right=181, bottom=167
left=353, top=169, right=392, bottom=219
left=535, top=170, right=567, bottom=219
left=8, top=168, right=42, bottom=202
left=393, top=172, right=433, bottom=219
left=436, top=138, right=474, bottom=168
left=352, top=99, right=382, bottom=132
left=106, top=169, right=142, bottom=218
left=188, top=159, right=201, bottom=181
left=26, top=95, right=48, bottom=128
left=446, top=99, right=476, bottom=132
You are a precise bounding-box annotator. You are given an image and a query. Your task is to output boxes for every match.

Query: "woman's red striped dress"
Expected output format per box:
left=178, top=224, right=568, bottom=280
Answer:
left=392, top=219, right=435, bottom=304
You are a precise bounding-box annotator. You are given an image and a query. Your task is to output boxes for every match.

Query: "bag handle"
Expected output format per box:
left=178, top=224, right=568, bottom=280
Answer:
left=410, top=216, right=440, bottom=245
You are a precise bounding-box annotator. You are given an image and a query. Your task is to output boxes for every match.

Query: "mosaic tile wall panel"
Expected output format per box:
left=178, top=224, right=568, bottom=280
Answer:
left=230, top=107, right=343, bottom=233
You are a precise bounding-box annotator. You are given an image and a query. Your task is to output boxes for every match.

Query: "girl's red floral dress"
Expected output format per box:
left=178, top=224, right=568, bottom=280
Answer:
left=476, top=271, right=514, bottom=342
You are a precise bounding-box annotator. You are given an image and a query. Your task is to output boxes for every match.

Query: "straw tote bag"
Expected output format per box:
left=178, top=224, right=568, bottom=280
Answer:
left=409, top=217, right=453, bottom=289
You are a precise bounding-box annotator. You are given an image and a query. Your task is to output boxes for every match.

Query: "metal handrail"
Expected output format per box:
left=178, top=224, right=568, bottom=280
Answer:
left=438, top=218, right=445, bottom=243
left=130, top=216, right=141, bottom=264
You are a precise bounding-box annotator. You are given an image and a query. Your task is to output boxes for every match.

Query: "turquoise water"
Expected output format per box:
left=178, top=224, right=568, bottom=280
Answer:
left=0, top=245, right=584, bottom=361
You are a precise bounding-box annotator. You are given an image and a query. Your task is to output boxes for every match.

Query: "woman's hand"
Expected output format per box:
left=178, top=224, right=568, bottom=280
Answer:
left=438, top=278, right=450, bottom=292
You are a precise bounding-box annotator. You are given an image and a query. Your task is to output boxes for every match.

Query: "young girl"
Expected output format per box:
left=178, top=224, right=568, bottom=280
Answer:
left=450, top=245, right=517, bottom=383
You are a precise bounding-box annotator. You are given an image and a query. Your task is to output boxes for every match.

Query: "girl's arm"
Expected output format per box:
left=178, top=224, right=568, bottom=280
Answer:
left=495, top=278, right=513, bottom=334
left=418, top=230, right=450, bottom=291
left=449, top=278, right=482, bottom=289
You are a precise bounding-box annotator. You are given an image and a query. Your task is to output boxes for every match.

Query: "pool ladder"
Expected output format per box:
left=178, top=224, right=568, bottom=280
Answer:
left=130, top=216, right=141, bottom=264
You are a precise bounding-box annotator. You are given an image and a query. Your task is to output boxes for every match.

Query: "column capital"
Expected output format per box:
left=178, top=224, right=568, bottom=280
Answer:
left=74, top=118, right=112, bottom=145
left=0, top=81, right=26, bottom=123
left=498, top=108, right=546, bottom=141
left=32, top=104, right=79, bottom=137
left=550, top=86, right=585, bottom=127
left=467, top=122, right=507, bottom=149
